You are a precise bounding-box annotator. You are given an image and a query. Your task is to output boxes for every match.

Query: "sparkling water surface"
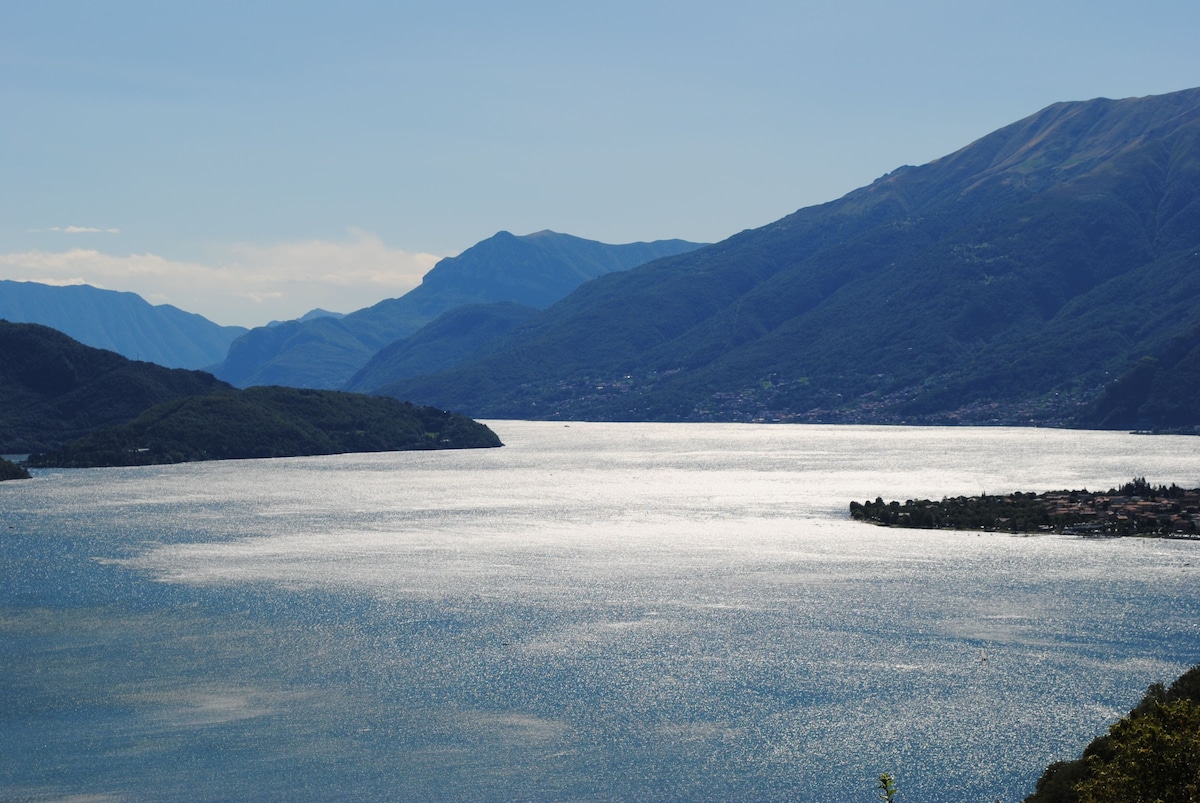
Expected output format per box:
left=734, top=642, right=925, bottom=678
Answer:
left=4, top=422, right=1200, bottom=801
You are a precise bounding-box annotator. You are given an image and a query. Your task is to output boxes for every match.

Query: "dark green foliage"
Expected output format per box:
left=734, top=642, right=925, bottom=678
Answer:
left=213, top=231, right=705, bottom=390
left=27, top=387, right=501, bottom=467
left=1074, top=699, right=1200, bottom=803
left=1027, top=760, right=1091, bottom=803
left=850, top=493, right=1055, bottom=532
left=0, top=321, right=500, bottom=464
left=877, top=773, right=898, bottom=802
left=851, top=480, right=1200, bottom=537
left=1115, top=476, right=1186, bottom=499
left=0, top=320, right=230, bottom=452
left=1026, top=664, right=1200, bottom=802
left=383, top=88, right=1200, bottom=427
left=0, top=456, right=30, bottom=480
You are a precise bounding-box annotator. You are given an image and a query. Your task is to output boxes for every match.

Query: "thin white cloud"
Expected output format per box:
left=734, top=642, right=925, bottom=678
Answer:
left=12, top=275, right=93, bottom=287
left=225, top=229, right=439, bottom=290
left=29, top=226, right=121, bottom=234
left=238, top=291, right=286, bottom=303
left=0, top=231, right=443, bottom=327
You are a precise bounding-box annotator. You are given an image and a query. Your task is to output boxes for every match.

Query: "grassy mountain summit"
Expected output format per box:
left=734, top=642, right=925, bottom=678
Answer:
left=212, top=230, right=706, bottom=390
left=382, top=88, right=1200, bottom=428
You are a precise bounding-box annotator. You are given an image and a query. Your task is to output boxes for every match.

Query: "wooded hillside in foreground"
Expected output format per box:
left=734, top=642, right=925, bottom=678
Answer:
left=0, top=320, right=229, bottom=453
left=1026, top=662, right=1200, bottom=802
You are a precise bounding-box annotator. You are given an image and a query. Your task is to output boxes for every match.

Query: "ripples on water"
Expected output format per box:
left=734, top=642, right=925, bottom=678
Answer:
left=3, top=422, right=1200, bottom=801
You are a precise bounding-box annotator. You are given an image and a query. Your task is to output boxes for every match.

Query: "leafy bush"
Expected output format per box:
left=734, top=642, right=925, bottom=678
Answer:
left=1026, top=664, right=1200, bottom=802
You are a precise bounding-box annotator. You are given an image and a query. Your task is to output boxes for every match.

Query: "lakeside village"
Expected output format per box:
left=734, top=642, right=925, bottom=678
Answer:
left=850, top=478, right=1200, bottom=537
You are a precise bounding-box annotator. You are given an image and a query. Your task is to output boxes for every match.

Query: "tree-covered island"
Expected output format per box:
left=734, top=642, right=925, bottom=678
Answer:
left=851, top=478, right=1200, bottom=537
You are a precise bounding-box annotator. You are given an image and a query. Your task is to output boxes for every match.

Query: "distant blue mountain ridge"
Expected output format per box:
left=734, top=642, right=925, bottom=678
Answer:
left=211, top=230, right=707, bottom=389
left=0, top=230, right=705, bottom=383
left=0, top=280, right=247, bottom=370
left=266, top=308, right=345, bottom=327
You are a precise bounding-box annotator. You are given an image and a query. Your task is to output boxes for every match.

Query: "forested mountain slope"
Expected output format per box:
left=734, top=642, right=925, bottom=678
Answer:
left=0, top=320, right=229, bottom=452
left=28, top=387, right=500, bottom=467
left=344, top=302, right=538, bottom=393
left=0, top=320, right=500, bottom=461
left=382, top=87, right=1200, bottom=429
left=212, top=230, right=705, bottom=390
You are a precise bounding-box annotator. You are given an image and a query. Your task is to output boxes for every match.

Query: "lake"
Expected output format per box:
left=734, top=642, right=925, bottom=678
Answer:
left=4, top=421, right=1200, bottom=801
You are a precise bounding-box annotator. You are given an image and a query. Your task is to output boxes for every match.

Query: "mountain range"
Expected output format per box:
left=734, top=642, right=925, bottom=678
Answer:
left=373, top=87, right=1200, bottom=431
left=0, top=280, right=247, bottom=369
left=211, top=230, right=706, bottom=389
left=7, top=89, right=1199, bottom=432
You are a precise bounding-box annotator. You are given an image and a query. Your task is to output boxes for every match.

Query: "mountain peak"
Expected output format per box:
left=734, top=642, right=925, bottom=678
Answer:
left=382, top=86, right=1200, bottom=429
left=210, top=230, right=706, bottom=389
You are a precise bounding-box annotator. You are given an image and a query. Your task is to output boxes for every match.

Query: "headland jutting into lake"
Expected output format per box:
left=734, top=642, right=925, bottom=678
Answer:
left=851, top=478, right=1200, bottom=537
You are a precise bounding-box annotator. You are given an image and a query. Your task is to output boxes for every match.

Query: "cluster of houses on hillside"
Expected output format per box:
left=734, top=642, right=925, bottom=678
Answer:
left=1040, top=485, right=1200, bottom=537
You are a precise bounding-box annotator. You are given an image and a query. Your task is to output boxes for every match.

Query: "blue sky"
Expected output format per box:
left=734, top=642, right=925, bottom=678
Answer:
left=2, top=1, right=1198, bottom=326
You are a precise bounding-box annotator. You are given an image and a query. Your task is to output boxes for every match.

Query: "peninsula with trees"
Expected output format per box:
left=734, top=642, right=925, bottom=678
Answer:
left=850, top=478, right=1200, bottom=537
